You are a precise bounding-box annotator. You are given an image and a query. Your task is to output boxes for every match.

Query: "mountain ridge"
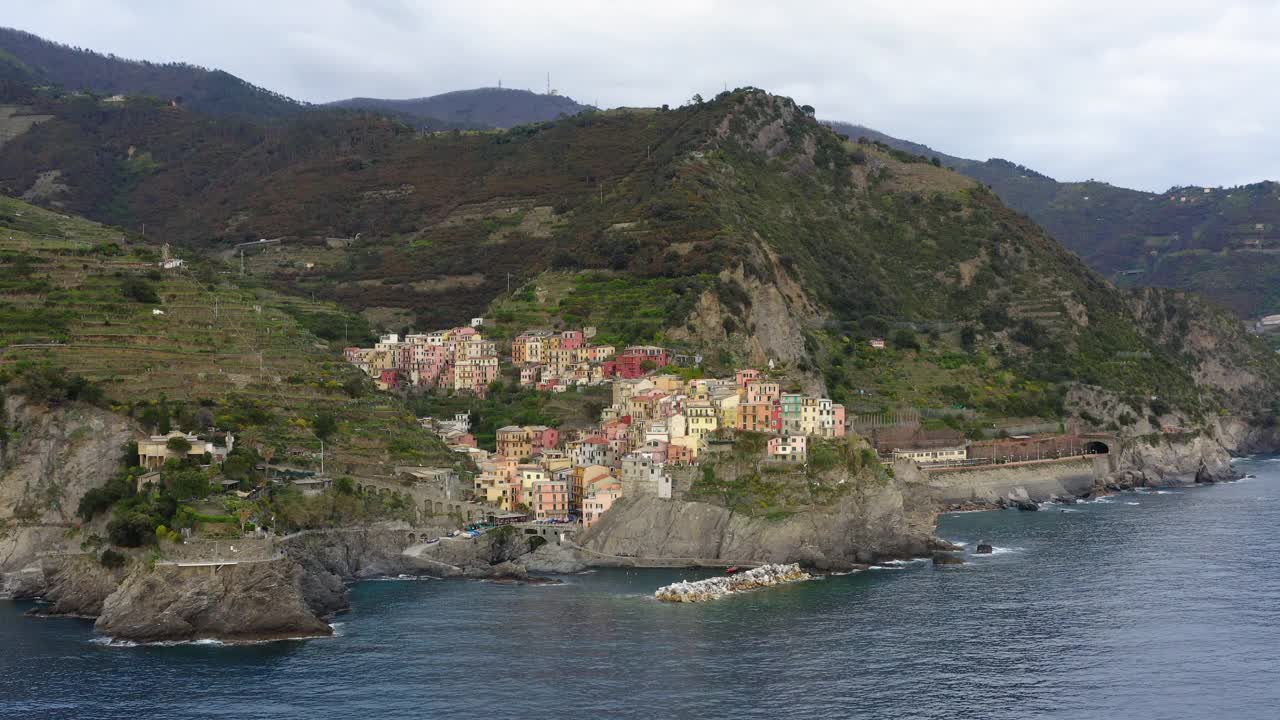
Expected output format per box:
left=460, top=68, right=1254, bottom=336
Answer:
left=325, top=87, right=591, bottom=129
left=826, top=120, right=1280, bottom=320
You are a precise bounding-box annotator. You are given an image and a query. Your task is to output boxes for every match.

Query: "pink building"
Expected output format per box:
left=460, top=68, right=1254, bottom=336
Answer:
left=833, top=405, right=846, bottom=437
left=666, top=444, right=695, bottom=465
left=559, top=330, right=584, bottom=350
left=612, top=346, right=669, bottom=379
left=583, top=483, right=622, bottom=529
left=532, top=476, right=573, bottom=520
left=735, top=369, right=761, bottom=389
left=767, top=435, right=808, bottom=462
left=528, top=426, right=561, bottom=454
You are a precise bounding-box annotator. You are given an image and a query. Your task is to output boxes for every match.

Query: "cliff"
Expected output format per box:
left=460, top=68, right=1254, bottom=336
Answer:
left=279, top=525, right=454, bottom=617
left=0, top=395, right=134, bottom=526
left=576, top=456, right=943, bottom=570
left=0, top=395, right=135, bottom=596
left=95, top=558, right=332, bottom=643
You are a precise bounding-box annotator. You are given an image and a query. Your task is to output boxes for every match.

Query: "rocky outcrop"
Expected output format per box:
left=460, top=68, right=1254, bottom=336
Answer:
left=1214, top=417, right=1280, bottom=455
left=278, top=524, right=451, bottom=617
left=33, top=553, right=130, bottom=617
left=1117, top=433, right=1235, bottom=486
left=577, top=463, right=941, bottom=570
left=95, top=558, right=332, bottom=643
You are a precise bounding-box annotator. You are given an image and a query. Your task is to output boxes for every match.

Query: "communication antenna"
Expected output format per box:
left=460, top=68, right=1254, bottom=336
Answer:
left=546, top=72, right=550, bottom=95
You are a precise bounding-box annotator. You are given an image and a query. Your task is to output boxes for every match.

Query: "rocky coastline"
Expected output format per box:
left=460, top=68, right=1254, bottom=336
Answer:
left=3, top=399, right=1276, bottom=644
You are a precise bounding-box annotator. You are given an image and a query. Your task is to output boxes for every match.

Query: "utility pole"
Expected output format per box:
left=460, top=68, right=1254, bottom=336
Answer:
left=507, top=272, right=512, bottom=294
left=240, top=249, right=245, bottom=277
left=319, top=438, right=325, bottom=476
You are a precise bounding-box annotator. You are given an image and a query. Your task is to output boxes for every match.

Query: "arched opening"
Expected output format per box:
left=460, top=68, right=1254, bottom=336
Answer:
left=407, top=533, right=416, bottom=543
left=528, top=535, right=547, bottom=553
left=1084, top=441, right=1110, bottom=455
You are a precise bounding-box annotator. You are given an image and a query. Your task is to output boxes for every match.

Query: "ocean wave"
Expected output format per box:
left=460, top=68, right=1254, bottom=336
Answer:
left=1155, top=490, right=1180, bottom=495
left=91, top=637, right=226, bottom=648
left=89, top=632, right=331, bottom=648
left=1125, top=501, right=1140, bottom=506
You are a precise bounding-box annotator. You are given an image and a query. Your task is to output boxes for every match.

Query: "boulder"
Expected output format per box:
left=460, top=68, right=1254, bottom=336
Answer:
left=931, top=552, right=965, bottom=566
left=975, top=542, right=994, bottom=554
left=1014, top=500, right=1040, bottom=512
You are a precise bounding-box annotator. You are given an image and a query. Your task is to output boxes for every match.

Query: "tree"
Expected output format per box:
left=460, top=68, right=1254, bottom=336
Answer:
left=166, top=435, right=192, bottom=453
left=164, top=463, right=211, bottom=500
left=107, top=511, right=156, bottom=547
left=891, top=329, right=920, bottom=351
left=312, top=413, right=338, bottom=441
left=119, top=276, right=159, bottom=304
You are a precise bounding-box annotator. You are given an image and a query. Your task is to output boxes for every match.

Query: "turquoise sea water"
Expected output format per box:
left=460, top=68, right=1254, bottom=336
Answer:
left=4, top=457, right=1280, bottom=719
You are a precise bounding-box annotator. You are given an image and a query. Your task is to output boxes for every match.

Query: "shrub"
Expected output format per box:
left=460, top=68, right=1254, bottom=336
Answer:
left=120, top=276, right=159, bottom=304
left=107, top=511, right=157, bottom=547
left=891, top=329, right=920, bottom=351
left=166, top=436, right=192, bottom=453
left=99, top=549, right=127, bottom=569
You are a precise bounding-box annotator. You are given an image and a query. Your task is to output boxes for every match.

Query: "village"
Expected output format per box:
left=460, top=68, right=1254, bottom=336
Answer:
left=335, top=323, right=1114, bottom=533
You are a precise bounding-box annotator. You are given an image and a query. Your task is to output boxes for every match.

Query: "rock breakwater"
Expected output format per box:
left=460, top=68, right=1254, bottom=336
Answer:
left=654, top=563, right=810, bottom=602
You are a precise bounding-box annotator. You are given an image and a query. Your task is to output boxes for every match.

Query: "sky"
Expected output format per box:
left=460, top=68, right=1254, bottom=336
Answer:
left=7, top=0, right=1280, bottom=192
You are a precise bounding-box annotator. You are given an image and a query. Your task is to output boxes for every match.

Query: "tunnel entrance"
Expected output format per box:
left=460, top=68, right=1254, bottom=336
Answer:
left=1084, top=440, right=1110, bottom=455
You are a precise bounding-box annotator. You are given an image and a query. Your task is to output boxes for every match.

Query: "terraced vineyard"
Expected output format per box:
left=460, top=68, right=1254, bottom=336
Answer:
left=0, top=195, right=455, bottom=479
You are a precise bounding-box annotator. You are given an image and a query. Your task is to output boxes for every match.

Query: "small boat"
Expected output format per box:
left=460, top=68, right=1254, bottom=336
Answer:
left=725, top=566, right=744, bottom=575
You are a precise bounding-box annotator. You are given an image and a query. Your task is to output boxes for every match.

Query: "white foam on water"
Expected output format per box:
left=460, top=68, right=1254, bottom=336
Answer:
left=1155, top=490, right=1180, bottom=495
left=1125, top=501, right=1140, bottom=506
left=1059, top=508, right=1080, bottom=513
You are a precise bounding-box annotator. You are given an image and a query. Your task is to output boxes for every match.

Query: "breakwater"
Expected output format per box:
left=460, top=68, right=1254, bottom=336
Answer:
left=653, top=563, right=810, bottom=602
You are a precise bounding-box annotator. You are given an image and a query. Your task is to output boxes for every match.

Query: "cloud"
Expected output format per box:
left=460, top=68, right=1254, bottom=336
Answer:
left=6, top=0, right=1277, bottom=190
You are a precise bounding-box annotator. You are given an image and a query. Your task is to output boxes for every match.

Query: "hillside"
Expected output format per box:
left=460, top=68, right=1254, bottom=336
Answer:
left=0, top=194, right=454, bottom=479
left=826, top=120, right=1280, bottom=319
left=326, top=88, right=590, bottom=129
left=0, top=27, right=305, bottom=119
left=1, top=85, right=1278, bottom=437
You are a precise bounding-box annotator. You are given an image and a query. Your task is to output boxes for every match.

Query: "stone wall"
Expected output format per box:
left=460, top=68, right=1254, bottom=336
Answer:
left=925, top=456, right=1107, bottom=504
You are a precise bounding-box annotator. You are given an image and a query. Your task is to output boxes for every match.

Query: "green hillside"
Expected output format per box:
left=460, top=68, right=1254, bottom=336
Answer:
left=0, top=195, right=454, bottom=478
left=826, top=120, right=1280, bottom=319
left=2, top=85, right=1278, bottom=436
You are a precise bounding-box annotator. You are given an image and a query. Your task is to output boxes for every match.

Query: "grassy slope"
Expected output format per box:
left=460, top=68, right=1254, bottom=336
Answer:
left=0, top=195, right=454, bottom=478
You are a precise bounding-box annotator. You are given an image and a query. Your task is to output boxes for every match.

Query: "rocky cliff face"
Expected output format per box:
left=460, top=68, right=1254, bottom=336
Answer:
left=576, top=463, right=943, bottom=570
left=0, top=395, right=134, bottom=526
left=279, top=525, right=452, bottom=617
left=95, top=558, right=332, bottom=643
left=0, top=395, right=135, bottom=596
left=1117, top=433, right=1236, bottom=485
left=32, top=553, right=129, bottom=616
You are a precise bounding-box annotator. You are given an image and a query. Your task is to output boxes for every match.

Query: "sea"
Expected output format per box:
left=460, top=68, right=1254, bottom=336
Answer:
left=4, top=456, right=1280, bottom=719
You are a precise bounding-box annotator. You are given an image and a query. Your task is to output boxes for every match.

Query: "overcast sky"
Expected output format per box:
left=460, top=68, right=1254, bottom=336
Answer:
left=8, top=0, right=1279, bottom=191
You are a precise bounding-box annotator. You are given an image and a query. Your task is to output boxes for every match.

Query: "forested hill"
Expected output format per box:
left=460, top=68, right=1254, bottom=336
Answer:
left=0, top=27, right=306, bottom=119
left=326, top=88, right=590, bottom=129
left=3, top=84, right=1279, bottom=431
left=826, top=119, right=1280, bottom=319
